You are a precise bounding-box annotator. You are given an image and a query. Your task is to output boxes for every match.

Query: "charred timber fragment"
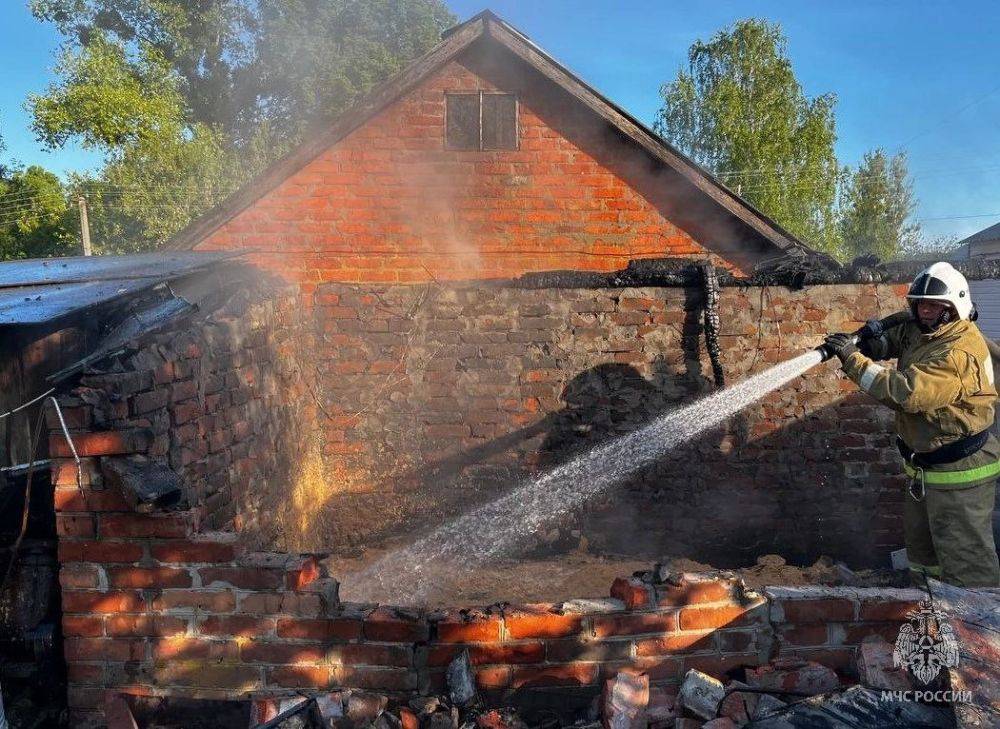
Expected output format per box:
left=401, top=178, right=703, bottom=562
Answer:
left=699, top=263, right=725, bottom=387
left=504, top=253, right=1000, bottom=292
left=102, top=456, right=183, bottom=513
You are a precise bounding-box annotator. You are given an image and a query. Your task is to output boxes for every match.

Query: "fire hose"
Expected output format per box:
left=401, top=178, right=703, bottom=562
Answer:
left=816, top=309, right=1000, bottom=366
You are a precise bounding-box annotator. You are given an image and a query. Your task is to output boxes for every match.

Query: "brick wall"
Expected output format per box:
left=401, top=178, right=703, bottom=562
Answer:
left=59, top=276, right=911, bottom=566
left=55, top=276, right=315, bottom=537
left=49, top=274, right=920, bottom=726
left=302, top=281, right=910, bottom=567
left=52, top=463, right=925, bottom=729
left=195, top=54, right=742, bottom=286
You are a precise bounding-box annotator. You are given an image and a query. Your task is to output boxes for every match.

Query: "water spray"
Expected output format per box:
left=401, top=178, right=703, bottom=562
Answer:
left=815, top=310, right=912, bottom=362
left=342, top=351, right=831, bottom=604
left=342, top=309, right=919, bottom=604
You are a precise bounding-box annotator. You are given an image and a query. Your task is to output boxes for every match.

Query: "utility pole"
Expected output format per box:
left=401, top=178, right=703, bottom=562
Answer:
left=77, top=196, right=92, bottom=256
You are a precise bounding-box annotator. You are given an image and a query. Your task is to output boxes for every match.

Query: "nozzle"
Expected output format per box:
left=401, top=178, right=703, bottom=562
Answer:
left=816, top=334, right=859, bottom=363
left=815, top=310, right=911, bottom=362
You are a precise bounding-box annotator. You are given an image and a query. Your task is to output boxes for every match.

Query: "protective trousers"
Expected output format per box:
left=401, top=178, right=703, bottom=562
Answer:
left=904, top=478, right=1000, bottom=587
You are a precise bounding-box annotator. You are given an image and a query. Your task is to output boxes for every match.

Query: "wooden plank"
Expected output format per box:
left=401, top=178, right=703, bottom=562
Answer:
left=0, top=251, right=239, bottom=289
left=0, top=332, right=25, bottom=469
left=0, top=324, right=91, bottom=466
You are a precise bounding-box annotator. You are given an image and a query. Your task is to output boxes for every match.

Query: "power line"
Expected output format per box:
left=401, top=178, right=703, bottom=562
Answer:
left=715, top=161, right=1000, bottom=183
left=0, top=195, right=73, bottom=212
left=899, top=82, right=1000, bottom=148
left=0, top=191, right=56, bottom=205
left=0, top=212, right=67, bottom=228
left=0, top=185, right=236, bottom=218
left=916, top=212, right=1000, bottom=222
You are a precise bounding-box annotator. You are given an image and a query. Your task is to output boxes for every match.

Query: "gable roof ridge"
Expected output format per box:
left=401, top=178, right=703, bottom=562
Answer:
left=165, top=9, right=816, bottom=265
left=480, top=14, right=808, bottom=259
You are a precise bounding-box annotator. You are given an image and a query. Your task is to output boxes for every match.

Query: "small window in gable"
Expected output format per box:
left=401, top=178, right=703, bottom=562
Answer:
left=446, top=92, right=518, bottom=150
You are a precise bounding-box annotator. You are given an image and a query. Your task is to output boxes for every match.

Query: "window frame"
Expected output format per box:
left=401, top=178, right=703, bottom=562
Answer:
left=444, top=91, right=519, bottom=151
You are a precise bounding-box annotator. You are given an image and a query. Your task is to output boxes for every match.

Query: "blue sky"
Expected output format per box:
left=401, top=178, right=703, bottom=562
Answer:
left=2, top=0, right=999, bottom=241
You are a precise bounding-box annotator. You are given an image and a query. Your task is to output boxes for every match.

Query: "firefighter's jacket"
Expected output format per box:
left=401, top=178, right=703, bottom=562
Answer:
left=841, top=319, right=998, bottom=481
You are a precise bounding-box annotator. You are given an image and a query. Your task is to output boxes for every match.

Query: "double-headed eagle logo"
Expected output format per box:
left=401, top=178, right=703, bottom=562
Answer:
left=893, top=599, right=960, bottom=684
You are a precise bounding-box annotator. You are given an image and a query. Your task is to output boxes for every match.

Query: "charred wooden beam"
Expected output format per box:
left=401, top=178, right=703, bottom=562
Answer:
left=102, top=456, right=183, bottom=513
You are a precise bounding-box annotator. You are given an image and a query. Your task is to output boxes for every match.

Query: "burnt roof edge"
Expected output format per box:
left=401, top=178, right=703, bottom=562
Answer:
left=425, top=256, right=1000, bottom=291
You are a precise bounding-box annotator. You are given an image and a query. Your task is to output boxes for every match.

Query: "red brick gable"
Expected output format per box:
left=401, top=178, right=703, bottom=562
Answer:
left=197, top=57, right=737, bottom=284
left=186, top=12, right=816, bottom=282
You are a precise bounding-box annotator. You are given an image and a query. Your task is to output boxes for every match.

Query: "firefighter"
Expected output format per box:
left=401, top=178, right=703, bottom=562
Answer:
left=823, top=262, right=1000, bottom=587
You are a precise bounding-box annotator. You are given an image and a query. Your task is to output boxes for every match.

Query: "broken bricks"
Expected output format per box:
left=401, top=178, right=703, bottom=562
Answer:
left=346, top=692, right=389, bottom=726
left=446, top=650, right=477, bottom=707
left=645, top=686, right=677, bottom=728
left=745, top=658, right=840, bottom=696
left=855, top=635, right=913, bottom=692
left=678, top=669, right=725, bottom=721
left=475, top=708, right=528, bottom=729
left=716, top=682, right=753, bottom=725
left=601, top=668, right=649, bottom=729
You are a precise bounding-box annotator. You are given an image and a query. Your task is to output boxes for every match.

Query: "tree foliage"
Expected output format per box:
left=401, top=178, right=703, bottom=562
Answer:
left=655, top=18, right=922, bottom=261
left=0, top=165, right=79, bottom=259
left=897, top=234, right=961, bottom=262
left=30, top=0, right=256, bottom=133
left=27, top=0, right=455, bottom=252
left=655, top=19, right=842, bottom=255
left=839, top=149, right=919, bottom=261
left=30, top=32, right=186, bottom=151
left=254, top=0, right=455, bottom=141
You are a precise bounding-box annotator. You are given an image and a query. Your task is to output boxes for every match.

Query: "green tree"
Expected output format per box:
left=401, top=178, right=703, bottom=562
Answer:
left=28, top=29, right=229, bottom=252
left=0, top=165, right=79, bottom=260
left=654, top=19, right=842, bottom=255
left=30, top=0, right=454, bottom=144
left=70, top=122, right=267, bottom=254
left=839, top=149, right=920, bottom=261
left=30, top=31, right=187, bottom=152
left=29, top=0, right=455, bottom=251
left=30, top=0, right=256, bottom=134
left=253, top=0, right=455, bottom=141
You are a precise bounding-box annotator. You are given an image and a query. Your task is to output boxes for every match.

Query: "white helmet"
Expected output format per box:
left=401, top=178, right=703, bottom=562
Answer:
left=906, top=261, right=974, bottom=322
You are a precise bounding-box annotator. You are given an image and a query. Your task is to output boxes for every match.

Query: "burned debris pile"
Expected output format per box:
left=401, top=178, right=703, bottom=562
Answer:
left=232, top=648, right=953, bottom=729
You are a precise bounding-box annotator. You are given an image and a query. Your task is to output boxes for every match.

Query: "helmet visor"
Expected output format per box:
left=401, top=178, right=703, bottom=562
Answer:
left=907, top=274, right=950, bottom=298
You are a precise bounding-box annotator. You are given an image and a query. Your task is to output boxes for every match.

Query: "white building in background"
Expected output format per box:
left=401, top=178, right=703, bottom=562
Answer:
left=950, top=222, right=1000, bottom=339
left=950, top=221, right=1000, bottom=262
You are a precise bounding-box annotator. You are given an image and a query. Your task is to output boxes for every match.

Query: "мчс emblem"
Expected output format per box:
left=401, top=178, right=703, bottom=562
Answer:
left=892, top=599, right=960, bottom=684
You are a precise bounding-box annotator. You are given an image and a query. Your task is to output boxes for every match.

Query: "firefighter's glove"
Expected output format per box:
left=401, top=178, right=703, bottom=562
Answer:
left=823, top=332, right=858, bottom=365
left=855, top=318, right=881, bottom=341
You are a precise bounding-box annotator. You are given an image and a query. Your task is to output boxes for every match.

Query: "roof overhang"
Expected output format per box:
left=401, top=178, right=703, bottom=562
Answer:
left=0, top=252, right=242, bottom=327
